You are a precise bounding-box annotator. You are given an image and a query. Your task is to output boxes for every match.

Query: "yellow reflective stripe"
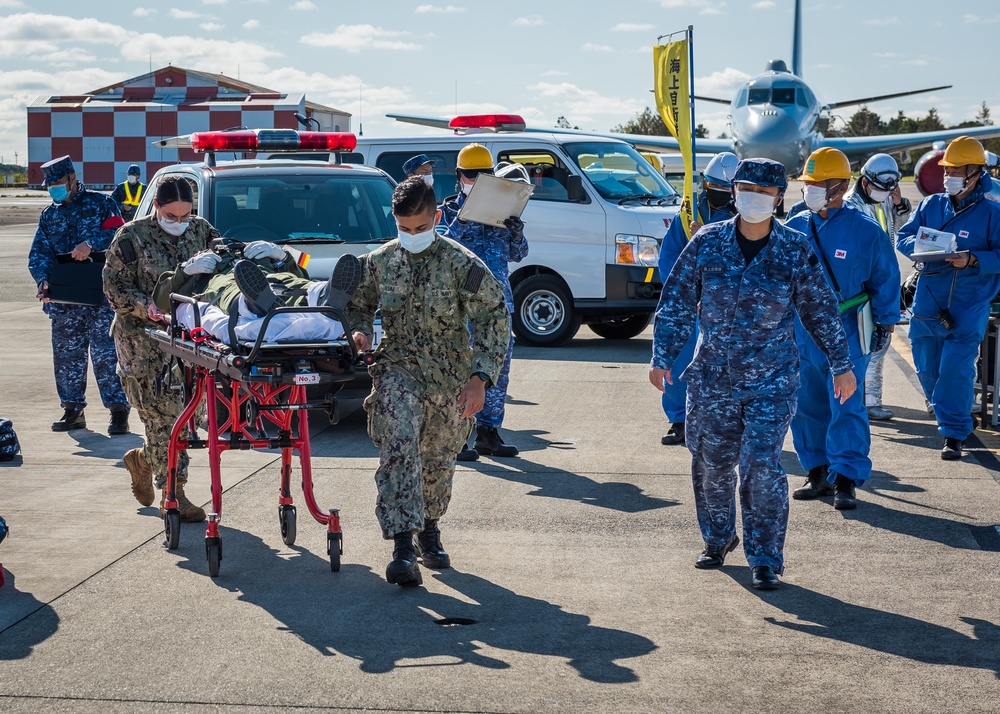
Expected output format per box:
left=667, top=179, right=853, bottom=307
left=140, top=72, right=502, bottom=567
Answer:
left=874, top=203, right=888, bottom=232
left=123, top=182, right=142, bottom=206
left=644, top=268, right=654, bottom=283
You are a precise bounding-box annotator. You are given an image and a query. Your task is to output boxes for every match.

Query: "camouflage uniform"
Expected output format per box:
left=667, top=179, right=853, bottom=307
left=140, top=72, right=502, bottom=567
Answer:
left=103, top=215, right=220, bottom=488
left=652, top=216, right=853, bottom=573
left=439, top=194, right=528, bottom=429
left=28, top=182, right=129, bottom=412
left=345, top=237, right=510, bottom=539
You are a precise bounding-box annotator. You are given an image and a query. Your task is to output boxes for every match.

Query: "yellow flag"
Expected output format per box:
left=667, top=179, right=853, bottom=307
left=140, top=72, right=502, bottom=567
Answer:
left=654, top=36, right=694, bottom=239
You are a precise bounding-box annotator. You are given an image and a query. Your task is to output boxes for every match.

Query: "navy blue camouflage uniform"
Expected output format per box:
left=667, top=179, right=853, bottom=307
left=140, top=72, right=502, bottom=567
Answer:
left=653, top=213, right=852, bottom=574
left=439, top=194, right=528, bottom=429
left=28, top=180, right=129, bottom=412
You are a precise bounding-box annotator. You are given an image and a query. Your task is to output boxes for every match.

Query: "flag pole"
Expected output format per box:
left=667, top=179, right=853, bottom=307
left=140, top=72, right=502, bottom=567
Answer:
left=687, top=25, right=698, bottom=223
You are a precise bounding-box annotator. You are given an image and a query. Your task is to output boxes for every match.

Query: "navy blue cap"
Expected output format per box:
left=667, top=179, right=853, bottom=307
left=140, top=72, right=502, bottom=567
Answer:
left=127, top=164, right=141, bottom=176
left=402, top=154, right=435, bottom=175
left=41, top=155, right=75, bottom=186
left=733, top=157, right=788, bottom=190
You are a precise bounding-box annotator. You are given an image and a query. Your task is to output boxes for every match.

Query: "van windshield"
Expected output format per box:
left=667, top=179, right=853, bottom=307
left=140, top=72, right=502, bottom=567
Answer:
left=563, top=142, right=678, bottom=202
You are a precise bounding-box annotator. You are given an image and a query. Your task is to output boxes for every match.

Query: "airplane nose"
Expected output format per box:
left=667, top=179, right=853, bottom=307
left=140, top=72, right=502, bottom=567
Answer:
left=734, top=110, right=808, bottom=173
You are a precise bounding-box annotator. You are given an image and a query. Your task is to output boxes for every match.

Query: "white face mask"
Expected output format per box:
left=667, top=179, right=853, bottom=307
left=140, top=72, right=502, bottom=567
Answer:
left=127, top=176, right=138, bottom=185
left=943, top=175, right=967, bottom=196
left=460, top=180, right=474, bottom=196
left=734, top=190, right=776, bottom=224
left=158, top=215, right=190, bottom=237
left=868, top=187, right=890, bottom=203
left=803, top=185, right=830, bottom=212
left=398, top=228, right=436, bottom=254
left=420, top=174, right=434, bottom=187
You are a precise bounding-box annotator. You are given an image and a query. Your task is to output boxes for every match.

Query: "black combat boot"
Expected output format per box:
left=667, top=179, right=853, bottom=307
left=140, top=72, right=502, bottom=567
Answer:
left=107, top=404, right=130, bottom=435
left=385, top=532, right=422, bottom=587
left=319, top=253, right=362, bottom=315
left=416, top=519, right=451, bottom=569
left=833, top=473, right=857, bottom=510
left=233, top=259, right=282, bottom=317
left=661, top=422, right=685, bottom=445
left=474, top=425, right=518, bottom=457
left=456, top=444, right=479, bottom=462
left=792, top=465, right=833, bottom=500
left=52, top=405, right=86, bottom=432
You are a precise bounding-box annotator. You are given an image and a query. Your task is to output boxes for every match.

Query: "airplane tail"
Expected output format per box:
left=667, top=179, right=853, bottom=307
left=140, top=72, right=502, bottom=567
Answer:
left=792, top=0, right=802, bottom=77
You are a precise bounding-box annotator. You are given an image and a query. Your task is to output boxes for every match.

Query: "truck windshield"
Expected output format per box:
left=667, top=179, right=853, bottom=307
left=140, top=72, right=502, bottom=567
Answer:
left=212, top=175, right=397, bottom=244
left=563, top=142, right=678, bottom=202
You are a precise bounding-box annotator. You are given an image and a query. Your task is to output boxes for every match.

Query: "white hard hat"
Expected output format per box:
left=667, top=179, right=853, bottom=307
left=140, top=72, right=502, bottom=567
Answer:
left=861, top=153, right=901, bottom=191
left=986, top=151, right=999, bottom=169
left=494, top=160, right=531, bottom=183
left=702, top=152, right=740, bottom=188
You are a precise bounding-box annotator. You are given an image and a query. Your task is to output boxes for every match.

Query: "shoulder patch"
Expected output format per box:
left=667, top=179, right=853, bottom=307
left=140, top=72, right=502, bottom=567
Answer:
left=119, top=238, right=137, bottom=264
left=808, top=253, right=819, bottom=267
left=462, top=264, right=486, bottom=294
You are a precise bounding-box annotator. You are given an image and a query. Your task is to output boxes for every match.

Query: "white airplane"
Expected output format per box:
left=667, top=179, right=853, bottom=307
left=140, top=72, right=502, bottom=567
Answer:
left=389, top=0, right=1000, bottom=191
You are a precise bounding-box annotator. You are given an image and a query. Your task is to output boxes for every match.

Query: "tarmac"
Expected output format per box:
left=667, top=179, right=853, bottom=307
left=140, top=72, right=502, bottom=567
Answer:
left=1, top=187, right=999, bottom=713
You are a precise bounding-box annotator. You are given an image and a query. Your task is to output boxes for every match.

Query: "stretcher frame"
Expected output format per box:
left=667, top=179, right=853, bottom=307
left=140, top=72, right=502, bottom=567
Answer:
left=146, top=293, right=368, bottom=577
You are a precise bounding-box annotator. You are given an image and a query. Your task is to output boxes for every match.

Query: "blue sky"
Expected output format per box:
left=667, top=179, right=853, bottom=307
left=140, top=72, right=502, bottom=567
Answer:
left=1, top=0, right=998, bottom=164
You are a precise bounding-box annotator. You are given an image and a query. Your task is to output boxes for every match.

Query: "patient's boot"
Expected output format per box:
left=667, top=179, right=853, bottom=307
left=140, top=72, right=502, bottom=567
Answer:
left=160, top=482, right=207, bottom=523
left=319, top=254, right=362, bottom=315
left=233, top=259, right=283, bottom=317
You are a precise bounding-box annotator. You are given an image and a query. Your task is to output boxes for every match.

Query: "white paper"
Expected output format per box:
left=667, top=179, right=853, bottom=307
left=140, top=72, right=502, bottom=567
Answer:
left=457, top=173, right=534, bottom=228
left=913, top=226, right=957, bottom=254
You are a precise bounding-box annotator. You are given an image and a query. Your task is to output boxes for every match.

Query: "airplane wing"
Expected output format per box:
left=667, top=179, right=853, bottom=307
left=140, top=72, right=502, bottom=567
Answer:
left=385, top=113, right=454, bottom=130
left=694, top=95, right=732, bottom=106
left=825, top=85, right=951, bottom=110
left=818, top=124, right=1000, bottom=162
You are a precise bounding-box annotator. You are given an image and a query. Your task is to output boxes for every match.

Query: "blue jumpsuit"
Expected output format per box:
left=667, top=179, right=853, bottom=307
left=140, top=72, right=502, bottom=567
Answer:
left=28, top=185, right=129, bottom=412
left=652, top=217, right=852, bottom=573
left=657, top=193, right=736, bottom=424
left=896, top=171, right=1000, bottom=440
left=784, top=206, right=900, bottom=485
left=439, top=194, right=529, bottom=429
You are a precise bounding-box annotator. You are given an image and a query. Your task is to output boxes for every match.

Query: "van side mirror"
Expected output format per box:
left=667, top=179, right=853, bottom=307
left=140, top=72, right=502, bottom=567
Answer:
left=566, top=174, right=586, bottom=202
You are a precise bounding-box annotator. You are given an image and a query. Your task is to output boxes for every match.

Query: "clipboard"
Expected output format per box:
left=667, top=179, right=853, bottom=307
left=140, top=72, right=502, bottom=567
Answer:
left=48, top=252, right=107, bottom=306
left=457, top=173, right=534, bottom=228
left=910, top=250, right=969, bottom=262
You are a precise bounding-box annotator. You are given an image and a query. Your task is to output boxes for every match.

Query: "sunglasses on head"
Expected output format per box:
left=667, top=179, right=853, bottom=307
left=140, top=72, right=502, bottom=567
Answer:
left=459, top=168, right=493, bottom=179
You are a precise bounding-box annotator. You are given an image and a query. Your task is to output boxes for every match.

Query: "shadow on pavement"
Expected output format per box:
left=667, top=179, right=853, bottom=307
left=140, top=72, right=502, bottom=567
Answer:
left=68, top=429, right=144, bottom=461
left=175, top=529, right=657, bottom=682
left=724, top=576, right=1000, bottom=678
left=839, top=500, right=991, bottom=550
left=0, top=571, right=60, bottom=660
left=515, top=336, right=653, bottom=365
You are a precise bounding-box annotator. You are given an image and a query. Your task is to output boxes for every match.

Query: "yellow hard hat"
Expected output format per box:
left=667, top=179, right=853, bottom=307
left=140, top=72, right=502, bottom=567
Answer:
left=457, top=143, right=493, bottom=170
left=799, top=147, right=852, bottom=182
left=939, top=136, right=987, bottom=167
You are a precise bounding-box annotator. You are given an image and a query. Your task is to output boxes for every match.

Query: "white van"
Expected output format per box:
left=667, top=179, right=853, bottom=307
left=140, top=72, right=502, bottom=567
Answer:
left=656, top=153, right=716, bottom=196
left=349, top=128, right=682, bottom=346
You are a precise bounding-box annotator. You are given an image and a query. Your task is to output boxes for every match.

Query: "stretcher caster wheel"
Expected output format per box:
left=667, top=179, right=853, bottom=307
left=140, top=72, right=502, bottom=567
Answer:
left=164, top=510, right=181, bottom=550
left=279, top=505, right=297, bottom=546
left=327, top=532, right=342, bottom=573
left=206, top=536, right=222, bottom=577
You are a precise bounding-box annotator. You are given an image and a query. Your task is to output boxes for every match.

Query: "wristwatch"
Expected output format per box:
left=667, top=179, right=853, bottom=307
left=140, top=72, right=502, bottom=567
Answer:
left=472, top=371, right=492, bottom=387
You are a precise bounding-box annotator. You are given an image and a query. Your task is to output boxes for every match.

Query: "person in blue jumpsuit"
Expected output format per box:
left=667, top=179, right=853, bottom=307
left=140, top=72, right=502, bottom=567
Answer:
left=658, top=151, right=739, bottom=446
left=28, top=155, right=131, bottom=434
left=649, top=158, right=855, bottom=591
left=439, top=143, right=528, bottom=460
left=897, top=136, right=1000, bottom=460
left=784, top=148, right=900, bottom=510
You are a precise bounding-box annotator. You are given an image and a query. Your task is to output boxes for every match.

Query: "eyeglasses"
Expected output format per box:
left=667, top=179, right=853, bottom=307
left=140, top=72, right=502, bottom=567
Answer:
left=459, top=168, right=493, bottom=179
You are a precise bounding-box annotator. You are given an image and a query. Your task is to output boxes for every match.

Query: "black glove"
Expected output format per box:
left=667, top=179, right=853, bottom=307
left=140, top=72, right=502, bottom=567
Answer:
left=870, top=325, right=892, bottom=354
left=502, top=215, right=524, bottom=239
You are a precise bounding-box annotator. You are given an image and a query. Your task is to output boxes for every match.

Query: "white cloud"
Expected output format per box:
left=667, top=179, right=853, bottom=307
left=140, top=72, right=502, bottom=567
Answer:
left=0, top=0, right=25, bottom=6
left=611, top=23, right=653, bottom=32
left=290, top=0, right=316, bottom=9
left=752, top=0, right=775, bottom=8
left=527, top=81, right=646, bottom=130
left=203, top=0, right=228, bottom=4
left=863, top=16, right=899, bottom=25
left=581, top=43, right=613, bottom=53
left=872, top=51, right=898, bottom=58
left=200, top=22, right=223, bottom=31
left=513, top=15, right=546, bottom=26
left=301, top=25, right=421, bottom=53
left=0, top=13, right=131, bottom=58
left=700, top=7, right=723, bottom=15
left=694, top=67, right=751, bottom=98
left=541, top=70, right=568, bottom=77
left=242, top=19, right=260, bottom=29
left=900, top=59, right=929, bottom=66
left=132, top=8, right=156, bottom=16
left=414, top=4, right=465, bottom=12
left=964, top=14, right=1000, bottom=23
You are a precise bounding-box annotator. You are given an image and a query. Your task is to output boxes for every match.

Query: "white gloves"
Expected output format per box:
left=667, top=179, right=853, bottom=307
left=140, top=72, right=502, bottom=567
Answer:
left=182, top=251, right=222, bottom=275
left=243, top=241, right=285, bottom=261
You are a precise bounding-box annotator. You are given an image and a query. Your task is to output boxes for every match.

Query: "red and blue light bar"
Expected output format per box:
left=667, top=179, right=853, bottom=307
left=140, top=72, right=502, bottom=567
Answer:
left=189, top=129, right=358, bottom=153
left=448, top=114, right=526, bottom=132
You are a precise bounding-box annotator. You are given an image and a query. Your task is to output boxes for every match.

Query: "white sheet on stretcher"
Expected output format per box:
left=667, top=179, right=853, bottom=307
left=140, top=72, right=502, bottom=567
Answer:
left=175, top=282, right=345, bottom=344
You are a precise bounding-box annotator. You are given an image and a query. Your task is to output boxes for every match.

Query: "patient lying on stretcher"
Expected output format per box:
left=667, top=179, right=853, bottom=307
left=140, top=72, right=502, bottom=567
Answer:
left=152, top=240, right=361, bottom=345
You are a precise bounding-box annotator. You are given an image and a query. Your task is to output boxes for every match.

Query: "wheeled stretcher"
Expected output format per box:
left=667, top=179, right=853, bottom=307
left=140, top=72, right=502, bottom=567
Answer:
left=147, top=293, right=371, bottom=577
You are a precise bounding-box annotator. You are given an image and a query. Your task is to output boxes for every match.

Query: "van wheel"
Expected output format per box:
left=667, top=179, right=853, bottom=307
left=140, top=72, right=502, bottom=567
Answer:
left=588, top=313, right=652, bottom=340
left=513, top=275, right=581, bottom=347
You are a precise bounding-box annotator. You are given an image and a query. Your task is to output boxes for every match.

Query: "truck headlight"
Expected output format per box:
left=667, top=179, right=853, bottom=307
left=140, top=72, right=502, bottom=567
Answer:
left=616, top=234, right=660, bottom=266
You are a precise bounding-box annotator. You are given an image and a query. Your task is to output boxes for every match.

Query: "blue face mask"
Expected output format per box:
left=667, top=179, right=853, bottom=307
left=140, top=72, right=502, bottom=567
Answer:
left=48, top=183, right=70, bottom=203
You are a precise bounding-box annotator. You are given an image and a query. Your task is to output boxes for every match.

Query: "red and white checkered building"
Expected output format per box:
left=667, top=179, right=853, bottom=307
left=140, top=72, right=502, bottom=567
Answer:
left=27, top=66, right=351, bottom=188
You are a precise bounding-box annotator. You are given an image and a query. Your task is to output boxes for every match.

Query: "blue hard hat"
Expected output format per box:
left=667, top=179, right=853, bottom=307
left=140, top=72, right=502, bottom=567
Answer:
left=402, top=154, right=435, bottom=175
left=127, top=164, right=141, bottom=176
left=733, top=157, right=788, bottom=190
left=41, top=155, right=75, bottom=186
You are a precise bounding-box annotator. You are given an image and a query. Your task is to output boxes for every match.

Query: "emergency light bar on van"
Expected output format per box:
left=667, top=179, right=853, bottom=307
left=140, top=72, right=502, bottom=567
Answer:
left=189, top=129, right=358, bottom=153
left=448, top=114, right=527, bottom=132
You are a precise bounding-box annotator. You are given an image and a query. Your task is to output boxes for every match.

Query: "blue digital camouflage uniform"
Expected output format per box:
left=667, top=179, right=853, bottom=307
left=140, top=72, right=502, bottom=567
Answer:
left=28, top=174, right=129, bottom=412
left=439, top=193, right=528, bottom=429
left=897, top=170, right=1000, bottom=440
left=784, top=204, right=900, bottom=486
left=652, top=215, right=853, bottom=574
left=657, top=192, right=736, bottom=424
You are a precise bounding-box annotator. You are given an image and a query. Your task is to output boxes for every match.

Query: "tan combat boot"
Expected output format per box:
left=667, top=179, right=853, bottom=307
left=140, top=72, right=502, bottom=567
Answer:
left=124, top=448, right=154, bottom=507
left=159, top=482, right=207, bottom=523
